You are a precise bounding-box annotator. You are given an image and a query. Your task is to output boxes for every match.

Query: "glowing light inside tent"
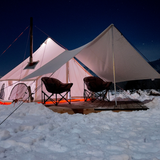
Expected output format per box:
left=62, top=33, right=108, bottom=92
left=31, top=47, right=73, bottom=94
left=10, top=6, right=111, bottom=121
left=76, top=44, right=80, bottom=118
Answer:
left=37, top=99, right=88, bottom=105
left=0, top=101, right=12, bottom=105
left=1, top=99, right=88, bottom=105
left=44, top=38, right=51, bottom=44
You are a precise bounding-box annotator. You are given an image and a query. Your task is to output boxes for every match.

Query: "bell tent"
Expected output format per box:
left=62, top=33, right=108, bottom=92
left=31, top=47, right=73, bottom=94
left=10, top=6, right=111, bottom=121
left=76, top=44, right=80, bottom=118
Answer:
left=0, top=24, right=160, bottom=103
left=0, top=38, right=91, bottom=103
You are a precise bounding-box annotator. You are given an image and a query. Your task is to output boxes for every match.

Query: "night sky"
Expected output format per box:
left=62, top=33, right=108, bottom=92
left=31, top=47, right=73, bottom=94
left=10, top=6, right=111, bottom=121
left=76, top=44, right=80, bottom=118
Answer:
left=0, top=0, right=160, bottom=77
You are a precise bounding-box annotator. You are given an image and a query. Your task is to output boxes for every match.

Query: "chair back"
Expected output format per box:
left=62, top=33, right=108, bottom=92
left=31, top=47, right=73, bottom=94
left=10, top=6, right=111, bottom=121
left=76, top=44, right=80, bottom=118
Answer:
left=84, top=76, right=112, bottom=92
left=41, top=77, right=62, bottom=93
left=41, top=77, right=73, bottom=94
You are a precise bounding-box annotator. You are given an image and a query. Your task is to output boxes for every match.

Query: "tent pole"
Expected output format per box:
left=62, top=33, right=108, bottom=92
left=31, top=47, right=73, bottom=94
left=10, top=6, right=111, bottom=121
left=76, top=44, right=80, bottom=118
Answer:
left=66, top=61, right=69, bottom=99
left=24, top=17, right=39, bottom=69
left=112, top=25, right=117, bottom=107
left=30, top=17, right=33, bottom=64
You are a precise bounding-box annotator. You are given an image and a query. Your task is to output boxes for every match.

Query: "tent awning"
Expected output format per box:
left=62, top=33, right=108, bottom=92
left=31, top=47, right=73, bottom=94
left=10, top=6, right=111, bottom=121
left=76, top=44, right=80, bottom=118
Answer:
left=22, top=24, right=160, bottom=82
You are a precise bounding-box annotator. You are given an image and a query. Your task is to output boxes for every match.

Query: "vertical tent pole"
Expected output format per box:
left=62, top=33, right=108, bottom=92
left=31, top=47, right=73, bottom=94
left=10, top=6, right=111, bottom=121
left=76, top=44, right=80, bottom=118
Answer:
left=24, top=17, right=39, bottom=69
left=66, top=61, right=69, bottom=99
left=112, top=25, right=117, bottom=107
left=30, top=17, right=33, bottom=64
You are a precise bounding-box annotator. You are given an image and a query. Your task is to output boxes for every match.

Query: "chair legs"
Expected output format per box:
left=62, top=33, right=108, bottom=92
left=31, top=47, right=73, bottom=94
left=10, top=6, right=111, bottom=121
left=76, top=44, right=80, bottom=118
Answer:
left=42, top=91, right=55, bottom=104
left=84, top=89, right=110, bottom=102
left=42, top=90, right=71, bottom=106
left=58, top=91, right=71, bottom=105
left=84, top=89, right=96, bottom=102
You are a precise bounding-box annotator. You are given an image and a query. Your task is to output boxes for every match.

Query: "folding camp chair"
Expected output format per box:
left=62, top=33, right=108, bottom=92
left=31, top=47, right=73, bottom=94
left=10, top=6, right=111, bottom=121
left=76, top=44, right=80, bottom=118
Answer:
left=41, top=77, right=73, bottom=105
left=83, top=76, right=112, bottom=102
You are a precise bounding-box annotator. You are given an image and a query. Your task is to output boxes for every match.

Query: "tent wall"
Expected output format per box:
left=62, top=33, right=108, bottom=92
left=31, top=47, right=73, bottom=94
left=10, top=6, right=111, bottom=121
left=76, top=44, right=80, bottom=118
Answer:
left=0, top=38, right=90, bottom=102
left=69, top=58, right=91, bottom=98
left=35, top=58, right=91, bottom=101
left=0, top=80, right=35, bottom=101
left=34, top=63, right=67, bottom=101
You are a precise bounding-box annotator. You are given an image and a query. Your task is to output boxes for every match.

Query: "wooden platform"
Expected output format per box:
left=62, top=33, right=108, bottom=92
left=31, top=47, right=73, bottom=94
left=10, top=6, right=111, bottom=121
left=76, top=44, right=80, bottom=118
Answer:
left=45, top=100, right=149, bottom=114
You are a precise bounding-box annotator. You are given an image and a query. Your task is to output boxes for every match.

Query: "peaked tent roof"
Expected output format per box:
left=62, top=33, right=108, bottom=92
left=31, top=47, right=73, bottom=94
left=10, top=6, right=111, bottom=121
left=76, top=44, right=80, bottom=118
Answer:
left=0, top=37, right=91, bottom=101
left=0, top=38, right=65, bottom=81
left=22, top=24, right=160, bottom=82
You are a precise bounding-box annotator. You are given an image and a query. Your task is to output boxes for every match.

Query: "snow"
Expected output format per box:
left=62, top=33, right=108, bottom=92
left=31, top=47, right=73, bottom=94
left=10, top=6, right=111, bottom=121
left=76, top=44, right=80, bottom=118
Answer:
left=0, top=90, right=160, bottom=160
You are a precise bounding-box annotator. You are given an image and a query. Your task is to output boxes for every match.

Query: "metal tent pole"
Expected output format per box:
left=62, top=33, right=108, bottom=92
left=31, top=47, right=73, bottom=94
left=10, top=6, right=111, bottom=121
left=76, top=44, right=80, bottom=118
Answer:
left=30, top=17, right=33, bottom=64
left=112, top=25, right=117, bottom=107
left=66, top=61, right=69, bottom=99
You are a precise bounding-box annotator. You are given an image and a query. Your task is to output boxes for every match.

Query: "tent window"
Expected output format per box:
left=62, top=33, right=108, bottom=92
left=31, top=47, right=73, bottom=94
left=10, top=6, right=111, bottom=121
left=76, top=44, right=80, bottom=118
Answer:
left=8, top=83, right=30, bottom=101
left=0, top=83, right=5, bottom=100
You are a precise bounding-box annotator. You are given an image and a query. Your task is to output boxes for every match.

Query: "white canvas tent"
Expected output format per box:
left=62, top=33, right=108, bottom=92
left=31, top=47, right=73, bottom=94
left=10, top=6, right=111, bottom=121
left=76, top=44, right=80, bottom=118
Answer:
left=23, top=24, right=160, bottom=83
left=0, top=38, right=91, bottom=102
left=1, top=24, right=160, bottom=103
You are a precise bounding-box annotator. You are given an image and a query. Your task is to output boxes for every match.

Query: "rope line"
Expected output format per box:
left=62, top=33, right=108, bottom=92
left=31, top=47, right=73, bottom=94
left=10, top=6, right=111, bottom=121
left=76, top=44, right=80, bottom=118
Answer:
left=0, top=93, right=33, bottom=126
left=35, top=25, right=68, bottom=50
left=18, top=28, right=30, bottom=81
left=0, top=25, right=57, bottom=125
left=0, top=26, right=29, bottom=58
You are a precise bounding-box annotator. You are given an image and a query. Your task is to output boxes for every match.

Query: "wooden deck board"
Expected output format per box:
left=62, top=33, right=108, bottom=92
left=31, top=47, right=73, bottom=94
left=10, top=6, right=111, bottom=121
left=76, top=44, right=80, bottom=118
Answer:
left=45, top=100, right=149, bottom=114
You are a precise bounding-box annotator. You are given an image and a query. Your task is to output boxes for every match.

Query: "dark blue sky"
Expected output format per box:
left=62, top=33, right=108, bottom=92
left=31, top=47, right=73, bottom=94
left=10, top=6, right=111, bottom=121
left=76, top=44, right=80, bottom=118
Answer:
left=0, top=0, right=160, bottom=76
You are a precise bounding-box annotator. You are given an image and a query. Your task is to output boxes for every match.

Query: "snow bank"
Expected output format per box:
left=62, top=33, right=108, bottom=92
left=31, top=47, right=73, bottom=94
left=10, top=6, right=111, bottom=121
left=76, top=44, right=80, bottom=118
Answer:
left=0, top=90, right=160, bottom=160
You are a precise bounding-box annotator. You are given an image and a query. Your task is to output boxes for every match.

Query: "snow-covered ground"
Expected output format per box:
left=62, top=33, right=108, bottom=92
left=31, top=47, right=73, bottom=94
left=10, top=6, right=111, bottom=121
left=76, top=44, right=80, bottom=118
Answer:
left=0, top=90, right=160, bottom=160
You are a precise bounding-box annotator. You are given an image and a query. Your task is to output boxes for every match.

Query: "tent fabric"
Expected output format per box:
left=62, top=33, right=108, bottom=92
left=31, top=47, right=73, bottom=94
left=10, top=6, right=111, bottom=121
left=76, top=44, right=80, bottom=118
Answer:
left=8, top=83, right=29, bottom=101
left=76, top=24, right=160, bottom=82
left=0, top=38, right=90, bottom=101
left=1, top=24, right=160, bottom=102
left=0, top=83, right=5, bottom=100
left=69, top=58, right=91, bottom=97
left=22, top=44, right=88, bottom=81
left=22, top=24, right=160, bottom=83
left=0, top=80, right=35, bottom=102
left=0, top=38, right=65, bottom=81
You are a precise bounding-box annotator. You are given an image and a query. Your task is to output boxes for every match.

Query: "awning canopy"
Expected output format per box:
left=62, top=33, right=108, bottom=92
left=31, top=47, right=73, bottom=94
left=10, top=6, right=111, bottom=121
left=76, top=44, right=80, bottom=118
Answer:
left=22, top=24, right=160, bottom=82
